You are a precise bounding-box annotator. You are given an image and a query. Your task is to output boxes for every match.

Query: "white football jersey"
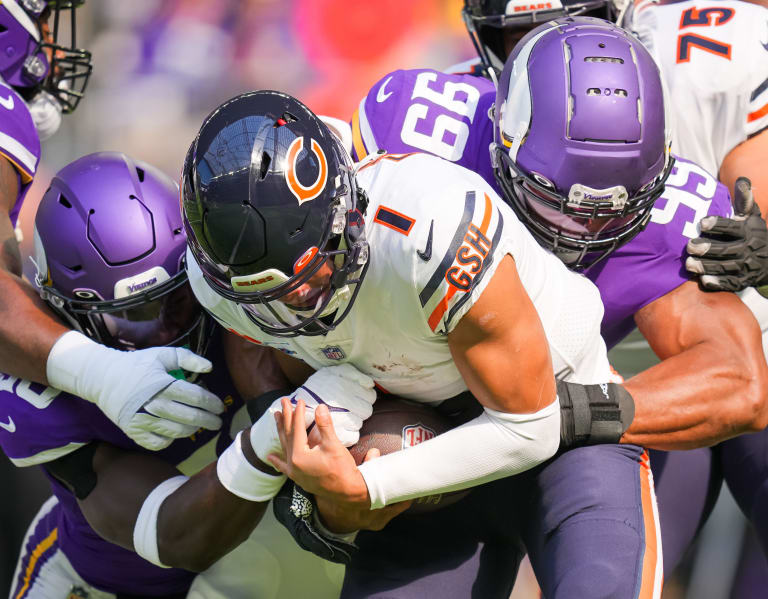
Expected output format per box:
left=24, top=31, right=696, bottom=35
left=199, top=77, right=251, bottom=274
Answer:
left=188, top=153, right=611, bottom=402
left=624, top=0, right=768, bottom=177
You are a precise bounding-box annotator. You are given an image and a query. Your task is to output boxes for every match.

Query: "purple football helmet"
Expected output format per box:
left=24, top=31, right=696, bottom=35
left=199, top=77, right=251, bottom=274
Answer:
left=491, top=17, right=673, bottom=269
left=0, top=0, right=92, bottom=112
left=462, top=0, right=612, bottom=74
left=33, top=152, right=208, bottom=353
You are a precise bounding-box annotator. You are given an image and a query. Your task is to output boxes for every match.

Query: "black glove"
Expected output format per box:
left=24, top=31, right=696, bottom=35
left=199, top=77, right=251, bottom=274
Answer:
left=686, top=177, right=768, bottom=295
left=557, top=380, right=635, bottom=449
left=273, top=479, right=358, bottom=565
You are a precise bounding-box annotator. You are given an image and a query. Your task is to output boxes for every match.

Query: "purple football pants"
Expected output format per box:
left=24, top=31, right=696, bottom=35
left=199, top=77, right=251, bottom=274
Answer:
left=341, top=444, right=661, bottom=599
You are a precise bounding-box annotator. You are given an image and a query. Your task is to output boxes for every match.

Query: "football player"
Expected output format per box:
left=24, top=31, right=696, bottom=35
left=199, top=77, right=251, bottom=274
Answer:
left=3, top=152, right=359, bottom=599
left=349, top=16, right=767, bottom=577
left=181, top=85, right=663, bottom=598
left=617, top=0, right=768, bottom=563
left=0, top=0, right=227, bottom=451
left=460, top=0, right=614, bottom=75
left=461, top=1, right=768, bottom=292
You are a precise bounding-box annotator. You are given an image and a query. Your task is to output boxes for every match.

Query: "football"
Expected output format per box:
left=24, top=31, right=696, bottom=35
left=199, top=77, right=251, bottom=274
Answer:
left=348, top=396, right=470, bottom=514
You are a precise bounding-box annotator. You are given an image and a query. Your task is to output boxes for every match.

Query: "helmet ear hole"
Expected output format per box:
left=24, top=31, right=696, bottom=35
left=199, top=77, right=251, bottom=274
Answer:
left=136, top=167, right=145, bottom=182
left=58, top=194, right=72, bottom=208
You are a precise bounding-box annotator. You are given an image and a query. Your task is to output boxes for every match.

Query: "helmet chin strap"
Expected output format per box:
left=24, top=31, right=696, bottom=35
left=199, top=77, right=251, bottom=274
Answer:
left=27, top=90, right=62, bottom=141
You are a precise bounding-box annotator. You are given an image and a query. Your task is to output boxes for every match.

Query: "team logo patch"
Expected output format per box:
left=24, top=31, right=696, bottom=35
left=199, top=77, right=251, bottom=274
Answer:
left=320, top=346, right=346, bottom=360
left=67, top=586, right=90, bottom=599
left=402, top=423, right=436, bottom=449
left=285, top=136, right=328, bottom=205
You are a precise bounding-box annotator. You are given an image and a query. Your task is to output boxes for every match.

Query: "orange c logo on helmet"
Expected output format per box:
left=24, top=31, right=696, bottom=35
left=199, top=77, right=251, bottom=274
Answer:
left=285, top=137, right=328, bottom=205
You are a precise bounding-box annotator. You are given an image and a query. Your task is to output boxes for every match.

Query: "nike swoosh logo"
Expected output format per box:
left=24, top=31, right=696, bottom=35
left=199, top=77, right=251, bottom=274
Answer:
left=0, top=416, right=16, bottom=433
left=376, top=76, right=394, bottom=103
left=763, top=22, right=768, bottom=51
left=0, top=93, right=14, bottom=111
left=417, top=220, right=434, bottom=262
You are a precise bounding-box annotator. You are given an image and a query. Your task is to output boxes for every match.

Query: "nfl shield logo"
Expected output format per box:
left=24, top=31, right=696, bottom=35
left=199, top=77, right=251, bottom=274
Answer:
left=321, top=346, right=346, bottom=360
left=401, top=423, right=436, bottom=449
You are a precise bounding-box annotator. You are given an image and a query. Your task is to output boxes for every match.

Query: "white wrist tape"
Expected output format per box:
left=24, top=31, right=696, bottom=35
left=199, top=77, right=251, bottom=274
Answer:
left=46, top=330, right=101, bottom=394
left=217, top=431, right=286, bottom=502
left=133, top=475, right=188, bottom=568
left=359, top=399, right=560, bottom=509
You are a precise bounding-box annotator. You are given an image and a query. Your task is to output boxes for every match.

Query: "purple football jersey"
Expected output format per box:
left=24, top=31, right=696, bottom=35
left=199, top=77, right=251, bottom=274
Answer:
left=351, top=69, right=496, bottom=187
left=354, top=69, right=732, bottom=349
left=0, top=82, right=40, bottom=227
left=584, top=157, right=732, bottom=348
left=0, top=330, right=244, bottom=596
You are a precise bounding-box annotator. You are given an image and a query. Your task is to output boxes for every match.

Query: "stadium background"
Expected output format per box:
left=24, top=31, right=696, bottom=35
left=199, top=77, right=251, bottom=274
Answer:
left=0, top=0, right=765, bottom=596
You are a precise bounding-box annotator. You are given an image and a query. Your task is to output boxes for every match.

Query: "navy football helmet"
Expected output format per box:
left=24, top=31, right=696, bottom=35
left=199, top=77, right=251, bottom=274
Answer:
left=463, top=0, right=612, bottom=74
left=182, top=90, right=369, bottom=338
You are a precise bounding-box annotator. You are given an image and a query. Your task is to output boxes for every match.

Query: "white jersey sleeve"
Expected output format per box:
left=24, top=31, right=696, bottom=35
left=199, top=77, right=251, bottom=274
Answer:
left=626, top=0, right=768, bottom=175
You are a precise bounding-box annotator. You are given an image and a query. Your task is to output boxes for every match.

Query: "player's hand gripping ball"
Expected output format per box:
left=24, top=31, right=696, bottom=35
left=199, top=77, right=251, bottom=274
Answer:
left=348, top=397, right=470, bottom=514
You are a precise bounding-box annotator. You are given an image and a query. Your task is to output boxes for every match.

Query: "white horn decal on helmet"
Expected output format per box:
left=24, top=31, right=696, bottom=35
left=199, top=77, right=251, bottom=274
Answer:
left=285, top=137, right=328, bottom=205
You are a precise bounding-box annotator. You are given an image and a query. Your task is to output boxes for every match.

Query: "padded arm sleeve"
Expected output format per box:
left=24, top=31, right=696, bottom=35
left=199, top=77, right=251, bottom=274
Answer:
left=358, top=398, right=560, bottom=509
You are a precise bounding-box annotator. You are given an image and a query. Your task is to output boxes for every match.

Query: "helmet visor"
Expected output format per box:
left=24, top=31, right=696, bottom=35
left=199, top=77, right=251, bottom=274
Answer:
left=522, top=186, right=640, bottom=239
left=95, top=282, right=204, bottom=351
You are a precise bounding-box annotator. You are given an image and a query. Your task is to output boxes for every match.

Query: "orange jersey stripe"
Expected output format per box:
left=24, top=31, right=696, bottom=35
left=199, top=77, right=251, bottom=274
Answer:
left=428, top=285, right=458, bottom=331
left=748, top=101, right=768, bottom=123
left=479, top=193, right=492, bottom=235
left=427, top=193, right=494, bottom=331
left=15, top=528, right=58, bottom=599
left=637, top=452, right=663, bottom=599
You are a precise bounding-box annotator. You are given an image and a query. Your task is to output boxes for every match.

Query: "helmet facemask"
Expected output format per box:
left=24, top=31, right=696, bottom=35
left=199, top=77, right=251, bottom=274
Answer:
left=31, top=0, right=92, bottom=113
left=493, top=144, right=673, bottom=268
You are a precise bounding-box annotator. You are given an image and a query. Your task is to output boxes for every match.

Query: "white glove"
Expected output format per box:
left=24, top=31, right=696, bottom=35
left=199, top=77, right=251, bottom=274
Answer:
left=46, top=331, right=225, bottom=451
left=250, top=363, right=376, bottom=462
left=27, top=90, right=63, bottom=141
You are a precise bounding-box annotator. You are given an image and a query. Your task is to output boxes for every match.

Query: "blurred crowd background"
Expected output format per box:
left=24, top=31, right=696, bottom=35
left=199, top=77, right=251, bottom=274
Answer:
left=0, top=1, right=765, bottom=597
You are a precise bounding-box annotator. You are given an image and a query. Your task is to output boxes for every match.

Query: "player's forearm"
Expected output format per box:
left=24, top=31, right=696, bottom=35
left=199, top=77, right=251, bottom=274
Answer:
left=157, top=462, right=268, bottom=572
left=622, top=341, right=768, bottom=450
left=0, top=213, right=21, bottom=275
left=81, top=443, right=269, bottom=572
left=0, top=269, right=69, bottom=383
left=358, top=399, right=560, bottom=508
